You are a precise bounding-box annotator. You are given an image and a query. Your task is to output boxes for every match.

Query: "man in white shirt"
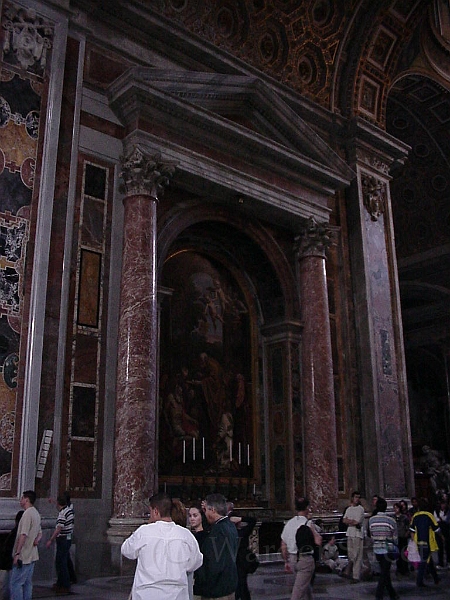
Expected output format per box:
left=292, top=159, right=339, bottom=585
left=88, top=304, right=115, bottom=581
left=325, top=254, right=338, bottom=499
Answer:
left=121, top=493, right=203, bottom=600
left=10, top=490, right=42, bottom=600
left=342, top=491, right=365, bottom=583
left=281, top=497, right=322, bottom=600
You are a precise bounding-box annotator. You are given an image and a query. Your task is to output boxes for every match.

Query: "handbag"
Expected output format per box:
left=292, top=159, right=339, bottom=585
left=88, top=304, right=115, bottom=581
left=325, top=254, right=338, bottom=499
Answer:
left=406, top=538, right=420, bottom=565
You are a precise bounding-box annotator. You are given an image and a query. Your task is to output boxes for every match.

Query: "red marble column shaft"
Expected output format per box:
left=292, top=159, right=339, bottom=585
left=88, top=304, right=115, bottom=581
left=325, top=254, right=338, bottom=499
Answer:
left=298, top=222, right=338, bottom=511
left=113, top=192, right=158, bottom=518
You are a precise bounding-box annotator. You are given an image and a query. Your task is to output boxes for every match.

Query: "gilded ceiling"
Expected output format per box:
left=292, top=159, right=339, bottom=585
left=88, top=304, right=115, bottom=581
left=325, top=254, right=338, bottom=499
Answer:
left=151, top=0, right=429, bottom=127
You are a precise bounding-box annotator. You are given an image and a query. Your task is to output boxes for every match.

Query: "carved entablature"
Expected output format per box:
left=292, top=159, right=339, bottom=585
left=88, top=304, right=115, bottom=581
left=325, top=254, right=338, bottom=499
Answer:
left=361, top=173, right=386, bottom=221
left=1, top=3, right=53, bottom=74
left=120, top=146, right=177, bottom=199
left=357, top=148, right=390, bottom=176
left=296, top=216, right=333, bottom=258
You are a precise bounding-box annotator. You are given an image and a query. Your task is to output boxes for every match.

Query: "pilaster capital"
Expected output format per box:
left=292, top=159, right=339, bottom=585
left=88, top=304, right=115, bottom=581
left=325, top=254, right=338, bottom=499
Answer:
left=295, top=216, right=333, bottom=258
left=120, top=145, right=177, bottom=199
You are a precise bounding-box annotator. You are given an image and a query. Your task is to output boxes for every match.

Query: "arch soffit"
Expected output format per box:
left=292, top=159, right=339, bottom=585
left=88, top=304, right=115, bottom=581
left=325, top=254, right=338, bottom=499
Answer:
left=335, top=0, right=430, bottom=128
left=157, top=204, right=299, bottom=320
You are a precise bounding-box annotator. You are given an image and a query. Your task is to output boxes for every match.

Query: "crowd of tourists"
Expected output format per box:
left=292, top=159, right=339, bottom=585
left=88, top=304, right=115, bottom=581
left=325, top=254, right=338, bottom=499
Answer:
left=281, top=491, right=450, bottom=600
left=1, top=489, right=450, bottom=600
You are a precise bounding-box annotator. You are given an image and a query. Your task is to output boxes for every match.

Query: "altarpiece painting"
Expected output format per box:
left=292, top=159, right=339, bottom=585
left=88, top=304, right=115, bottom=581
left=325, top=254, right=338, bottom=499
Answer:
left=159, top=251, right=254, bottom=481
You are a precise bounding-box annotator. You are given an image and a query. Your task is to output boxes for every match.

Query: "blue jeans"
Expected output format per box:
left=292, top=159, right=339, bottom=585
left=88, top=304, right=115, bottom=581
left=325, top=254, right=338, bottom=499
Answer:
left=55, top=537, right=72, bottom=589
left=9, top=562, right=35, bottom=600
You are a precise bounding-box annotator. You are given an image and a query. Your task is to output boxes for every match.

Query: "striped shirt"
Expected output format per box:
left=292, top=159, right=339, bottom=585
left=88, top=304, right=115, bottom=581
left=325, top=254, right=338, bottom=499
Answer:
left=56, top=504, right=74, bottom=538
left=368, top=512, right=397, bottom=554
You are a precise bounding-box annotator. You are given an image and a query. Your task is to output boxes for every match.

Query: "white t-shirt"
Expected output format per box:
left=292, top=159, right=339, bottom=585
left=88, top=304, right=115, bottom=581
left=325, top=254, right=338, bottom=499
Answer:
left=281, top=515, right=310, bottom=554
left=121, top=521, right=203, bottom=600
left=344, top=505, right=365, bottom=539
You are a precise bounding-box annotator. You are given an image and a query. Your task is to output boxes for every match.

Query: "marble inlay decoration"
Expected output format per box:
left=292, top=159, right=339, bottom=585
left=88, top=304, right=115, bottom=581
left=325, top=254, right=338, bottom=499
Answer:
left=0, top=0, right=53, bottom=493
left=66, top=158, right=111, bottom=493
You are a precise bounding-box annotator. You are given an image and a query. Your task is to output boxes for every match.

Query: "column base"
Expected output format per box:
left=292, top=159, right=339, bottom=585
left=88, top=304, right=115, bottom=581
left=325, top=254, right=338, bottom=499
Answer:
left=107, top=516, right=147, bottom=574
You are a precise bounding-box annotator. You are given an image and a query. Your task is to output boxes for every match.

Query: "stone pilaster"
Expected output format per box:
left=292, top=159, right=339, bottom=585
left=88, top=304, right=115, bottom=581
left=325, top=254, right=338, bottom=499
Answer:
left=345, top=125, right=413, bottom=499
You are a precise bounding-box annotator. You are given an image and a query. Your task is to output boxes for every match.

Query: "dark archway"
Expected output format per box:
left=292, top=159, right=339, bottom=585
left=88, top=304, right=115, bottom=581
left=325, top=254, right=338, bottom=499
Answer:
left=387, top=74, right=450, bottom=468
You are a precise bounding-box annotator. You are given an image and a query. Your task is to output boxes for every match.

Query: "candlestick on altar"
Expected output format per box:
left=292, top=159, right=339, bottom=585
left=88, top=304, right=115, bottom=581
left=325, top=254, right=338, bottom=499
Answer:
left=202, top=437, right=205, bottom=460
left=247, top=444, right=250, bottom=466
left=183, top=439, right=186, bottom=463
left=229, top=440, right=233, bottom=462
left=238, top=442, right=241, bottom=464
left=253, top=484, right=256, bottom=495
left=193, top=437, right=196, bottom=461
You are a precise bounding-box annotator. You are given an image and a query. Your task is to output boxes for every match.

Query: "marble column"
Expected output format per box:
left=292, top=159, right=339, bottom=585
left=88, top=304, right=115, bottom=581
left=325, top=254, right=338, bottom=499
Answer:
left=297, top=217, right=338, bottom=511
left=113, top=146, right=176, bottom=519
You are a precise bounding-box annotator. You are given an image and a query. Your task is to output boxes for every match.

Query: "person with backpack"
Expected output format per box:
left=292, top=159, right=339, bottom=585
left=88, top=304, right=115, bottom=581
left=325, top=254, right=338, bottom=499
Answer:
left=281, top=497, right=322, bottom=600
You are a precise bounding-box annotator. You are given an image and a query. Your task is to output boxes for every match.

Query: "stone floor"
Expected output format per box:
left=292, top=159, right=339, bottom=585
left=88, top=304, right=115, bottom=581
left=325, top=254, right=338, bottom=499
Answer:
left=32, top=563, right=450, bottom=599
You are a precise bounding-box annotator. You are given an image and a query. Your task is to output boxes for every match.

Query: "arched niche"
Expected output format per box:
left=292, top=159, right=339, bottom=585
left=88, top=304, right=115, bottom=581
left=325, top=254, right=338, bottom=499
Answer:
left=157, top=217, right=290, bottom=502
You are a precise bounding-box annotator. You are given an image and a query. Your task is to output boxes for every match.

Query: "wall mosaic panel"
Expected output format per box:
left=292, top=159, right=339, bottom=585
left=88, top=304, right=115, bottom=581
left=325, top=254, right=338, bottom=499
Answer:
left=0, top=1, right=53, bottom=493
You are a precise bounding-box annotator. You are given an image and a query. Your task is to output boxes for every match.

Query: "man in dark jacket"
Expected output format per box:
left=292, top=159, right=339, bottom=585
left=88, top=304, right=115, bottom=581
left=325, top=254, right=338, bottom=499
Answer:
left=194, top=493, right=239, bottom=600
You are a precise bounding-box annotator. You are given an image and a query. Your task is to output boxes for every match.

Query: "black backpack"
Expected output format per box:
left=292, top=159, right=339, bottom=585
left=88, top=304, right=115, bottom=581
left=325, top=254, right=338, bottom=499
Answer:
left=295, top=521, right=316, bottom=556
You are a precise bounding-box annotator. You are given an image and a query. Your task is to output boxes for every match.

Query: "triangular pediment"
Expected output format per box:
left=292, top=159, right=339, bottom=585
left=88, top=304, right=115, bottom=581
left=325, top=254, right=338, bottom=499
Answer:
left=109, top=69, right=353, bottom=182
left=108, top=68, right=355, bottom=220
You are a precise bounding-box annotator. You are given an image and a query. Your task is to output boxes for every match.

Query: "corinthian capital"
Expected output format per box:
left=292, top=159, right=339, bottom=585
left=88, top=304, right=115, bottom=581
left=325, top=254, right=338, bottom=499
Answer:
left=296, top=217, right=333, bottom=258
left=120, top=146, right=177, bottom=199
